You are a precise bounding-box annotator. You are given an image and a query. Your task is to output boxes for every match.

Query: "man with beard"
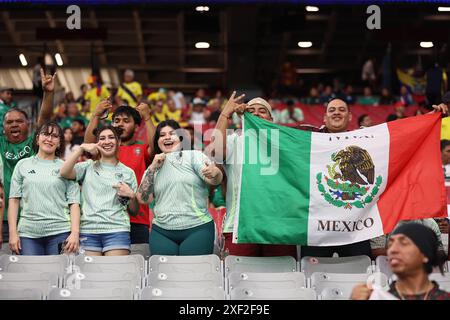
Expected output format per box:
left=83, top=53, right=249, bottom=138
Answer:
left=84, top=102, right=155, bottom=244
left=0, top=69, right=56, bottom=247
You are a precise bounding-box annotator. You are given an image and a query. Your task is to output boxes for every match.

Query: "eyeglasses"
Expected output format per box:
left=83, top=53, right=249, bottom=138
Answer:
left=40, top=132, right=60, bottom=139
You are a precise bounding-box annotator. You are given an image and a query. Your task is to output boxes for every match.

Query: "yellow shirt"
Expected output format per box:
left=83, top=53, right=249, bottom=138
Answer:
left=117, top=81, right=143, bottom=107
left=84, top=85, right=110, bottom=115
left=165, top=109, right=181, bottom=122
left=442, top=117, right=450, bottom=140
left=151, top=111, right=167, bottom=126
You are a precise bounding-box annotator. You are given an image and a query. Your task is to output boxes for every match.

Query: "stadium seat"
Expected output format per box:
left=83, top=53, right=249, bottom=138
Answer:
left=0, top=255, right=70, bottom=276
left=64, top=272, right=142, bottom=291
left=429, top=273, right=450, bottom=291
left=48, top=287, right=134, bottom=300
left=224, top=256, right=297, bottom=278
left=0, top=288, right=43, bottom=300
left=74, top=254, right=146, bottom=277
left=230, top=287, right=316, bottom=300
left=147, top=271, right=223, bottom=289
left=130, top=244, right=151, bottom=259
left=227, top=272, right=306, bottom=294
left=0, top=247, right=12, bottom=255
left=300, top=255, right=372, bottom=278
left=148, top=254, right=222, bottom=275
left=312, top=272, right=388, bottom=300
left=141, top=286, right=225, bottom=300
left=0, top=272, right=59, bottom=297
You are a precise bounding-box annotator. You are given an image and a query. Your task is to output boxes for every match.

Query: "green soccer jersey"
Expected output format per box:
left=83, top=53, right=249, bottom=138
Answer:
left=9, top=156, right=80, bottom=238
left=148, top=150, right=213, bottom=230
left=75, top=160, right=137, bottom=234
left=0, top=135, right=35, bottom=220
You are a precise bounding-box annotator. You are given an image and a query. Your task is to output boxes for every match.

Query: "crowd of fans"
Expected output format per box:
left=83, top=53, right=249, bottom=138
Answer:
left=0, top=67, right=448, bottom=298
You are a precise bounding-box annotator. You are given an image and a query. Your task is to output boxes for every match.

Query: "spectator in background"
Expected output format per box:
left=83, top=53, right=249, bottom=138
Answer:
left=80, top=100, right=92, bottom=120
left=148, top=92, right=168, bottom=127
left=353, top=223, right=449, bottom=300
left=320, top=85, right=335, bottom=104
left=76, top=84, right=88, bottom=105
left=59, top=102, right=87, bottom=130
left=115, top=69, right=142, bottom=107
left=343, top=85, right=356, bottom=105
left=189, top=97, right=207, bottom=126
left=61, top=126, right=139, bottom=256
left=302, top=87, right=321, bottom=105
left=167, top=90, right=186, bottom=110
left=362, top=58, right=377, bottom=88
left=399, top=85, right=414, bottom=106
left=84, top=75, right=110, bottom=119
left=426, top=62, right=446, bottom=108
left=63, top=127, right=80, bottom=161
left=64, top=92, right=76, bottom=104
left=194, top=88, right=208, bottom=102
left=358, top=86, right=379, bottom=106
left=166, top=98, right=182, bottom=123
left=70, top=119, right=86, bottom=146
left=276, top=99, right=304, bottom=124
left=358, top=114, right=373, bottom=127
left=8, top=122, right=81, bottom=255
left=379, top=87, right=396, bottom=105
left=207, top=98, right=222, bottom=125
left=0, top=87, right=16, bottom=133
left=386, top=104, right=406, bottom=122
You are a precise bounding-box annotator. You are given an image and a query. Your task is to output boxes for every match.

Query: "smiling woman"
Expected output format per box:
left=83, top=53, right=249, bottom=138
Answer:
left=60, top=125, right=139, bottom=256
left=8, top=121, right=81, bottom=256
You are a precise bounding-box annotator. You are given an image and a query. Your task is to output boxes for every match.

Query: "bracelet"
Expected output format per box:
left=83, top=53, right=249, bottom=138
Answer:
left=220, top=113, right=231, bottom=119
left=144, top=117, right=151, bottom=122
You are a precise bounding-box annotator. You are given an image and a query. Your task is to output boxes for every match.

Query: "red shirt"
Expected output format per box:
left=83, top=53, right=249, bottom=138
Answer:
left=119, top=142, right=152, bottom=226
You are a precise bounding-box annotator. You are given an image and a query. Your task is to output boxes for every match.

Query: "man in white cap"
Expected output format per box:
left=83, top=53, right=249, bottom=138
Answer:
left=210, top=92, right=297, bottom=258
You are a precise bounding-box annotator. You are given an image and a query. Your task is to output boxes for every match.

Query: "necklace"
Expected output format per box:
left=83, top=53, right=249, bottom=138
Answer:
left=395, top=282, right=433, bottom=300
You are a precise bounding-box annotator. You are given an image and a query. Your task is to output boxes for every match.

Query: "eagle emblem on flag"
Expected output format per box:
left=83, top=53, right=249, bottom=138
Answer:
left=316, top=145, right=383, bottom=210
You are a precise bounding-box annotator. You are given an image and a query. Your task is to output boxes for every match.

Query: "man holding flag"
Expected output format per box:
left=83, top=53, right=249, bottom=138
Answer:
left=213, top=93, right=448, bottom=258
left=211, top=92, right=297, bottom=258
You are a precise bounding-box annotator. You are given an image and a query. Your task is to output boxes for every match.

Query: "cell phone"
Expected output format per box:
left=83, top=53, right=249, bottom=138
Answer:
left=100, top=109, right=109, bottom=120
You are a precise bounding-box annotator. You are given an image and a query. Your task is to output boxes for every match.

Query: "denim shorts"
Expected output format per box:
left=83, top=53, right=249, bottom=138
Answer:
left=80, top=232, right=130, bottom=253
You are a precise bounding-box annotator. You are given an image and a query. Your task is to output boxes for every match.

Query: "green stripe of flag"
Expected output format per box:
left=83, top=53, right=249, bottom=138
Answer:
left=236, top=113, right=312, bottom=245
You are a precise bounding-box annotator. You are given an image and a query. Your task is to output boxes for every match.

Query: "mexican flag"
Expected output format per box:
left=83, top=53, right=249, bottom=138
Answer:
left=233, top=112, right=448, bottom=246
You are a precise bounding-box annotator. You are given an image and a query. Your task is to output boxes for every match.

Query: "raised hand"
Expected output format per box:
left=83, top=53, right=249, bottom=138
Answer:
left=431, top=103, right=449, bottom=116
left=149, top=153, right=166, bottom=171
left=94, top=98, right=113, bottom=118
left=112, top=182, right=135, bottom=199
left=222, top=91, right=246, bottom=117
left=80, top=143, right=100, bottom=156
left=40, top=68, right=57, bottom=92
left=136, top=102, right=151, bottom=121
left=201, top=161, right=219, bottom=179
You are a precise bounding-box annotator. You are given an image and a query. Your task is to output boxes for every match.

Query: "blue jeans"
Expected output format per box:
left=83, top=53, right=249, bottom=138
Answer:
left=20, top=232, right=70, bottom=255
left=80, top=232, right=130, bottom=253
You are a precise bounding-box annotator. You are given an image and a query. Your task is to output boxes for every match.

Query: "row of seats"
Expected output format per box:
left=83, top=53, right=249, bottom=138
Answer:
left=1, top=253, right=449, bottom=300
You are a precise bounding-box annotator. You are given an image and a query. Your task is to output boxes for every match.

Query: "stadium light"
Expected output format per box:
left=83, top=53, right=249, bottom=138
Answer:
left=298, top=41, right=313, bottom=48
left=196, top=6, right=209, bottom=12
left=438, top=7, right=450, bottom=12
left=306, top=6, right=319, bottom=12
left=195, top=42, right=210, bottom=49
left=55, top=53, right=64, bottom=66
left=19, top=53, right=28, bottom=66
left=420, top=41, right=434, bottom=48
